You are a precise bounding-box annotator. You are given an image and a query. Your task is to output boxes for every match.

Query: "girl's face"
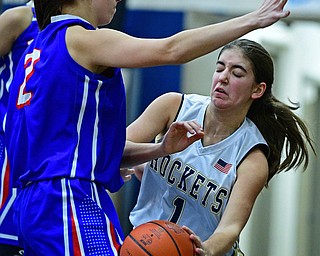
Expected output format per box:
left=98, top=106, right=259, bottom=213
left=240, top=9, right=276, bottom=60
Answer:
left=211, top=48, right=265, bottom=111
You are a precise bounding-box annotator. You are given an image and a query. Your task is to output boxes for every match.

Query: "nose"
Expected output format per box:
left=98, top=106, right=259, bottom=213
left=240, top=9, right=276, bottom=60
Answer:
left=218, top=70, right=229, bottom=84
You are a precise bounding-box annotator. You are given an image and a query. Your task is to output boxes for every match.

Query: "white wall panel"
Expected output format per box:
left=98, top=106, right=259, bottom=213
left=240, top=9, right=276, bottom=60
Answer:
left=127, top=0, right=263, bottom=14
left=127, top=0, right=320, bottom=21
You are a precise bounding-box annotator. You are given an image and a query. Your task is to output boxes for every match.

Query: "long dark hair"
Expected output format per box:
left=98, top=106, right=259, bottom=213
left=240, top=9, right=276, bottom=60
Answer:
left=218, top=39, right=316, bottom=185
left=34, top=0, right=75, bottom=30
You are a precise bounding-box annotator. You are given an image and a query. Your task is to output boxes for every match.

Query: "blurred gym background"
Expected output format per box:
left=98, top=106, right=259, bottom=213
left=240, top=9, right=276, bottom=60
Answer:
left=1, top=0, right=319, bottom=255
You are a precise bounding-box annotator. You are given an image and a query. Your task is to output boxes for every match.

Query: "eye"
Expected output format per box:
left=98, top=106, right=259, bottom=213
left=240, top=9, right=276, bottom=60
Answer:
left=215, top=63, right=225, bottom=73
left=233, top=72, right=242, bottom=78
left=232, top=69, right=245, bottom=78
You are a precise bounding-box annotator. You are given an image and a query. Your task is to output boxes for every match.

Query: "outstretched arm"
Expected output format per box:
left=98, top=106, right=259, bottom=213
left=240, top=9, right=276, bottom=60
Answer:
left=68, top=0, right=290, bottom=70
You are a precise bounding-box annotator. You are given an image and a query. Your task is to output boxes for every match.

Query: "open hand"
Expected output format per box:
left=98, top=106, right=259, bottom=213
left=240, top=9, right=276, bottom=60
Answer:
left=161, top=120, right=204, bottom=155
left=254, top=0, right=290, bottom=28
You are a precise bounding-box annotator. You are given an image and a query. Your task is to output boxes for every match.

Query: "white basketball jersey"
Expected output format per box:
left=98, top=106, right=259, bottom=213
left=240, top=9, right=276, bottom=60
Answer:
left=130, top=94, right=268, bottom=255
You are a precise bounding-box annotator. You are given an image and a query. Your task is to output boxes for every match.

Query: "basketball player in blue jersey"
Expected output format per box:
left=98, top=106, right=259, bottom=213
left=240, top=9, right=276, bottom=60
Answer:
left=5, top=0, right=290, bottom=254
left=0, top=1, right=39, bottom=255
left=126, top=39, right=316, bottom=256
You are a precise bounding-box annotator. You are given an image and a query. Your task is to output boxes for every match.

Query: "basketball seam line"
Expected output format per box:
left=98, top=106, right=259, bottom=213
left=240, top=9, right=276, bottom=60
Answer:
left=127, top=234, right=153, bottom=256
left=149, top=221, right=182, bottom=256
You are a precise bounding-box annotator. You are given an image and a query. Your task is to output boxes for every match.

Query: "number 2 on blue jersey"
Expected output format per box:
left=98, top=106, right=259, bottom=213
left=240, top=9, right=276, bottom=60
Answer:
left=17, top=48, right=41, bottom=109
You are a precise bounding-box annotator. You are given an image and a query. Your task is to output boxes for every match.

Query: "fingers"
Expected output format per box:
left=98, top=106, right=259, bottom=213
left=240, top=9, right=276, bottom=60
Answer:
left=256, top=0, right=290, bottom=28
left=182, top=225, right=194, bottom=235
left=120, top=168, right=134, bottom=182
left=183, top=121, right=204, bottom=144
left=188, top=132, right=204, bottom=145
left=279, top=0, right=288, bottom=9
left=162, top=120, right=204, bottom=155
left=172, top=120, right=204, bottom=136
left=182, top=226, right=201, bottom=248
left=169, top=120, right=204, bottom=146
left=182, top=226, right=207, bottom=256
left=277, top=0, right=290, bottom=18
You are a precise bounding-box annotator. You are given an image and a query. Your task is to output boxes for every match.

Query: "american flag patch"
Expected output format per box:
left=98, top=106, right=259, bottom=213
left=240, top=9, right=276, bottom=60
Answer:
left=214, top=159, right=232, bottom=174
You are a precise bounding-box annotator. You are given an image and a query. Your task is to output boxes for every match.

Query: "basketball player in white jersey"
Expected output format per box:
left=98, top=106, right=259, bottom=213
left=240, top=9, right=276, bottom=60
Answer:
left=127, top=39, right=315, bottom=256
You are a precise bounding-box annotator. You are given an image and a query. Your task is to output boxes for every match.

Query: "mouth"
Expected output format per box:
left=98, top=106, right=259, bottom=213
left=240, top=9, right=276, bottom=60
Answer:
left=215, top=88, right=226, bottom=95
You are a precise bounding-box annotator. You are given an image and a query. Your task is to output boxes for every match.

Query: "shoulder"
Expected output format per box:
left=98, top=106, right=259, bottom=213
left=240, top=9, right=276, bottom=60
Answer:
left=237, top=147, right=268, bottom=186
left=146, top=92, right=184, bottom=130
left=155, top=92, right=183, bottom=105
left=147, top=92, right=183, bottom=119
left=0, top=6, right=33, bottom=39
left=1, top=6, right=33, bottom=29
left=0, top=6, right=33, bottom=56
left=66, top=25, right=105, bottom=71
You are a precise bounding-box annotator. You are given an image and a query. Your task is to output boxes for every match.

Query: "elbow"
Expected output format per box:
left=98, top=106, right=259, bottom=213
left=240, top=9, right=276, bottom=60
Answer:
left=159, top=50, right=185, bottom=65
left=160, top=40, right=189, bottom=65
left=167, top=48, right=187, bottom=64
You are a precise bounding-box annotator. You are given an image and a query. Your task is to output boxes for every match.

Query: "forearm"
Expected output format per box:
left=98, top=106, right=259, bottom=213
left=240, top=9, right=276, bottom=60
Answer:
left=168, top=13, right=258, bottom=64
left=203, top=232, right=238, bottom=256
left=121, top=140, right=166, bottom=168
left=166, top=0, right=289, bottom=64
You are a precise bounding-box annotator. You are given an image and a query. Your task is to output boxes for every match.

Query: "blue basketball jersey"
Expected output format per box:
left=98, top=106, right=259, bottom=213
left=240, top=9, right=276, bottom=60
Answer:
left=5, top=15, right=126, bottom=192
left=0, top=3, right=39, bottom=246
left=5, top=15, right=126, bottom=254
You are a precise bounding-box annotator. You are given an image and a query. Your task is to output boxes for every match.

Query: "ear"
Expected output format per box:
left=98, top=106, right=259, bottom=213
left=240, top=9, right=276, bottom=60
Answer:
left=251, top=82, right=266, bottom=100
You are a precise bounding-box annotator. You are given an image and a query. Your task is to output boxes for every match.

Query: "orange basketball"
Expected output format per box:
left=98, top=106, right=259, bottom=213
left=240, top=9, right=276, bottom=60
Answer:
left=119, top=220, right=195, bottom=256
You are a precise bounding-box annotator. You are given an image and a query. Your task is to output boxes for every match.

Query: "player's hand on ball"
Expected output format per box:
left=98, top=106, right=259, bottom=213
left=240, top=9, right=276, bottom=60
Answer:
left=120, top=220, right=195, bottom=256
left=161, top=120, right=204, bottom=155
left=183, top=226, right=211, bottom=256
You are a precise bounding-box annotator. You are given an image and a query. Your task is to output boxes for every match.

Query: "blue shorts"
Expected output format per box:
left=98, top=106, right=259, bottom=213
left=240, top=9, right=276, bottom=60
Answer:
left=14, top=178, right=124, bottom=255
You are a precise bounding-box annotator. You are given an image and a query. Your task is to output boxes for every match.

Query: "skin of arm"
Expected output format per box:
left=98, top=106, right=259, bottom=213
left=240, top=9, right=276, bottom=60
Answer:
left=127, top=92, right=183, bottom=142
left=122, top=92, right=187, bottom=168
left=121, top=93, right=204, bottom=168
left=188, top=148, right=269, bottom=256
left=65, top=0, right=290, bottom=72
left=0, top=6, right=33, bottom=56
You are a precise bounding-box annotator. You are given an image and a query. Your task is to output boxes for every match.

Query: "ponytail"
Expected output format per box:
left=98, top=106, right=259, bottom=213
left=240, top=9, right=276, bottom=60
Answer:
left=220, top=39, right=316, bottom=185
left=248, top=95, right=315, bottom=184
